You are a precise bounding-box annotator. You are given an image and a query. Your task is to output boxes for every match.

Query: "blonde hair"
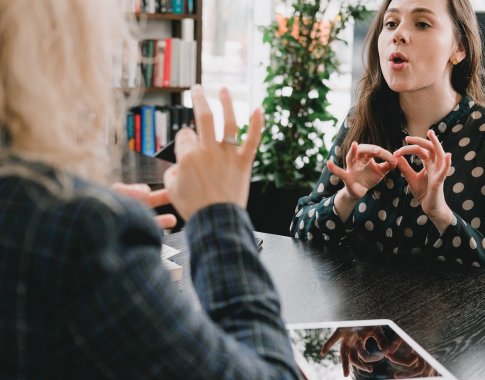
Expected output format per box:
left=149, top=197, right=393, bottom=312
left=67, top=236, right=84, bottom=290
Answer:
left=0, top=0, right=135, bottom=184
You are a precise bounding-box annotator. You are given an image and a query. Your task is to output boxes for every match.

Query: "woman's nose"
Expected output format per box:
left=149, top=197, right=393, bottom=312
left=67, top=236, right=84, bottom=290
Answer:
left=392, top=26, right=409, bottom=44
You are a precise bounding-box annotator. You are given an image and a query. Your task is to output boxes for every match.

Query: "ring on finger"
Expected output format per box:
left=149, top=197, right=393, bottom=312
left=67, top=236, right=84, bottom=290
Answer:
left=221, top=136, right=239, bottom=146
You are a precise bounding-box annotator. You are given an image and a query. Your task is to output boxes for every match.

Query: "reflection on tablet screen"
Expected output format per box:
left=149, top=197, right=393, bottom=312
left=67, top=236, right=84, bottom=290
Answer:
left=286, top=320, right=456, bottom=380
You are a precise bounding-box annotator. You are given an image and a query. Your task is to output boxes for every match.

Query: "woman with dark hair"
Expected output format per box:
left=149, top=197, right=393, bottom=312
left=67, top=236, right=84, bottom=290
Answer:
left=291, top=0, right=485, bottom=267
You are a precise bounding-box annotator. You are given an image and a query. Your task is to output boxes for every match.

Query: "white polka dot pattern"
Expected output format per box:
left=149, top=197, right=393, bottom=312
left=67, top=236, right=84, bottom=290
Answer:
left=378, top=210, right=387, bottom=221
left=472, top=167, right=483, bottom=177
left=464, top=151, right=476, bottom=161
left=453, top=183, right=464, bottom=193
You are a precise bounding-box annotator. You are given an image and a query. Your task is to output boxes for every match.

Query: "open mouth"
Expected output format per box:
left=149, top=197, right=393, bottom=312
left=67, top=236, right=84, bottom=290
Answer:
left=389, top=53, right=408, bottom=64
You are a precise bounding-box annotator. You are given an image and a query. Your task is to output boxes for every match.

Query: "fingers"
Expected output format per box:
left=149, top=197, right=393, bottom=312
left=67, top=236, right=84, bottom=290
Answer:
left=394, top=156, right=416, bottom=182
left=386, top=349, right=419, bottom=366
left=174, top=127, right=198, bottom=161
left=437, top=152, right=452, bottom=183
left=320, top=329, right=343, bottom=357
left=153, top=214, right=177, bottom=229
left=349, top=349, right=373, bottom=373
left=191, top=85, right=216, bottom=148
left=340, top=345, right=350, bottom=377
left=240, top=107, right=263, bottom=161
left=326, top=159, right=347, bottom=182
left=111, top=182, right=151, bottom=198
left=145, top=189, right=171, bottom=208
left=403, top=135, right=434, bottom=152
left=220, top=87, right=238, bottom=139
left=401, top=130, right=444, bottom=162
left=356, top=144, right=397, bottom=167
left=345, top=141, right=359, bottom=167
left=163, top=165, right=178, bottom=194
left=393, top=145, right=430, bottom=162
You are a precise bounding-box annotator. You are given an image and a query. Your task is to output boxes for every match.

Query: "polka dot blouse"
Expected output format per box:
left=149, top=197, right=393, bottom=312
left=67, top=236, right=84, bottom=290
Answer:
left=291, top=97, right=485, bottom=268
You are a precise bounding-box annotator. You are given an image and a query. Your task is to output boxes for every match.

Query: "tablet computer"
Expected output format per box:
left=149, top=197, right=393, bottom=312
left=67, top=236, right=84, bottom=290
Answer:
left=286, top=319, right=456, bottom=380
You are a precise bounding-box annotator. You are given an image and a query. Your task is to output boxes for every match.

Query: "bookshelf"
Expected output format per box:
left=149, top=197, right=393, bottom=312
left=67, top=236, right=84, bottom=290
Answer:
left=128, top=0, right=203, bottom=105
left=122, top=0, right=203, bottom=158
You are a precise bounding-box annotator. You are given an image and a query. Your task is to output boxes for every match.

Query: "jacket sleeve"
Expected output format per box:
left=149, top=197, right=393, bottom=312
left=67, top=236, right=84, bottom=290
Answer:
left=424, top=212, right=485, bottom=267
left=290, top=117, right=354, bottom=246
left=65, top=193, right=300, bottom=380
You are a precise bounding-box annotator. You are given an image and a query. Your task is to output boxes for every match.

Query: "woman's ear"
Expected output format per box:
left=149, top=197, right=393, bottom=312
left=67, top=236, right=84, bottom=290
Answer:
left=451, top=44, right=466, bottom=65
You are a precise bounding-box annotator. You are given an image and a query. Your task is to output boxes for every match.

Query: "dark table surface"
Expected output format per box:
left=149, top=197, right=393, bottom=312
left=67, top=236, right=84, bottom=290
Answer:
left=164, top=231, right=485, bottom=380
left=121, top=150, right=171, bottom=189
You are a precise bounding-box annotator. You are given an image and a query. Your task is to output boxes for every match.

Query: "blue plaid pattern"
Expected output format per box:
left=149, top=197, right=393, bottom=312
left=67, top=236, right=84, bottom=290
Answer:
left=0, top=156, right=299, bottom=379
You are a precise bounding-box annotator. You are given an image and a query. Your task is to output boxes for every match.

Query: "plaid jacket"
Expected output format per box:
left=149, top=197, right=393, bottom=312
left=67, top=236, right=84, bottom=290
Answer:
left=0, top=156, right=299, bottom=379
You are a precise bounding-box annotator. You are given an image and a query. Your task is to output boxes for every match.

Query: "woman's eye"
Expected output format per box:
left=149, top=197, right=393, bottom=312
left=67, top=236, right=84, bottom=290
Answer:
left=416, top=22, right=431, bottom=30
left=385, top=21, right=398, bottom=29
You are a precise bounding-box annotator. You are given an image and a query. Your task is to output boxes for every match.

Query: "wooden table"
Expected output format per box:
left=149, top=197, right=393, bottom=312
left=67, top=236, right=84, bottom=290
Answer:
left=121, top=150, right=171, bottom=189
left=164, top=231, right=485, bottom=380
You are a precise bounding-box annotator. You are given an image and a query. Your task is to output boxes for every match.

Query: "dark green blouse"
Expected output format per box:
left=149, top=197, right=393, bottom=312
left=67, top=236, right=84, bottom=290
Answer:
left=291, top=97, right=485, bottom=267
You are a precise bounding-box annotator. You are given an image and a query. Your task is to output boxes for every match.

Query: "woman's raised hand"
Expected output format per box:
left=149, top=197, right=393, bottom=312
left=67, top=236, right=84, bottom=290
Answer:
left=327, top=142, right=397, bottom=201
left=393, top=130, right=454, bottom=232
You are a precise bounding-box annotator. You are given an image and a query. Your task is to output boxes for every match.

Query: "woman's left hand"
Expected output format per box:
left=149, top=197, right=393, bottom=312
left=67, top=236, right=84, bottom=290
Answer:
left=393, top=130, right=454, bottom=233
left=111, top=183, right=177, bottom=229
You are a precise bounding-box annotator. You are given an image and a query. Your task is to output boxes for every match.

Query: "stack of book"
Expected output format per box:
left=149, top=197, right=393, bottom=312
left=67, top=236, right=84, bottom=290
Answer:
left=128, top=0, right=196, bottom=15
left=126, top=105, right=195, bottom=156
left=140, top=38, right=197, bottom=89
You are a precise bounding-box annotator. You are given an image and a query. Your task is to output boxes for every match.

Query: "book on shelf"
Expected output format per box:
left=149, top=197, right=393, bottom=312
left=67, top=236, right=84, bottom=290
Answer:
left=130, top=0, right=196, bottom=15
left=162, top=37, right=172, bottom=87
left=114, top=25, right=196, bottom=90
left=126, top=111, right=136, bottom=151
left=187, top=0, right=194, bottom=14
left=134, top=113, right=142, bottom=152
left=126, top=105, right=194, bottom=155
left=152, top=39, right=166, bottom=88
left=140, top=105, right=157, bottom=156
left=172, top=0, right=184, bottom=14
left=155, top=106, right=170, bottom=150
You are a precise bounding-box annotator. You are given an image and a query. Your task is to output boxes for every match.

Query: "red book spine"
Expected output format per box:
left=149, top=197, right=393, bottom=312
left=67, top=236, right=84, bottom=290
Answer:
left=163, top=38, right=172, bottom=87
left=135, top=113, right=142, bottom=152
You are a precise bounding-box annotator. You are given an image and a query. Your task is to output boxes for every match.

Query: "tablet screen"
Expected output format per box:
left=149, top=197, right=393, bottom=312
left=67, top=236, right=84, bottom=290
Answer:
left=286, top=320, right=456, bottom=380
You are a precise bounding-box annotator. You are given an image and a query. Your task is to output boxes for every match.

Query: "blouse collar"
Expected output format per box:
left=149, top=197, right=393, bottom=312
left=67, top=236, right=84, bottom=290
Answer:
left=401, top=95, right=472, bottom=139
left=430, top=95, right=472, bottom=138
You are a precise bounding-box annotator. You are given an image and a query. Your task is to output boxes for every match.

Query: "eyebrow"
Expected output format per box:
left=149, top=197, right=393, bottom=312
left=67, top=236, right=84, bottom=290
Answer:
left=385, top=8, right=436, bottom=16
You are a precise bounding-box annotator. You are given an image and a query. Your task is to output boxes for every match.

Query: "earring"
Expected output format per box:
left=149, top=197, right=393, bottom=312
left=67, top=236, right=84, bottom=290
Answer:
left=452, top=57, right=459, bottom=65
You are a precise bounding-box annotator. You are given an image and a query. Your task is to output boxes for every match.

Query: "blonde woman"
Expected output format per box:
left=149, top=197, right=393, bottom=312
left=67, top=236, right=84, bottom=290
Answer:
left=0, top=1, right=299, bottom=378
left=292, top=0, right=485, bottom=267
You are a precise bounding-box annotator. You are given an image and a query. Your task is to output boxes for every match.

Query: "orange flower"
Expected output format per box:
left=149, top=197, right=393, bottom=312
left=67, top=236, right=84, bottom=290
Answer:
left=275, top=13, right=331, bottom=45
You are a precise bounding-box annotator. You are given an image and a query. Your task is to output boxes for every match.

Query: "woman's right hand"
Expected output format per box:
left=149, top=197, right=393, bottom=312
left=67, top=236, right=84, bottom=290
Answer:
left=327, top=142, right=397, bottom=200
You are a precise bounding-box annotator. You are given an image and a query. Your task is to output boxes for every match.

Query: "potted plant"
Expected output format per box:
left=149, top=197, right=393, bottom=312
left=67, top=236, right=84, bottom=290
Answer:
left=240, top=0, right=370, bottom=236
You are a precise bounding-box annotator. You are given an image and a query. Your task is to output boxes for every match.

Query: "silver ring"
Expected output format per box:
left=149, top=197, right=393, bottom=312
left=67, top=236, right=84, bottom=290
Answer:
left=221, top=136, right=239, bottom=146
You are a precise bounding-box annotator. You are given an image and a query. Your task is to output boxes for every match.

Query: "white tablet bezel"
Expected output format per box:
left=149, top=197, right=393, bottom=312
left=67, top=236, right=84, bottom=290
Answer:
left=286, top=319, right=457, bottom=380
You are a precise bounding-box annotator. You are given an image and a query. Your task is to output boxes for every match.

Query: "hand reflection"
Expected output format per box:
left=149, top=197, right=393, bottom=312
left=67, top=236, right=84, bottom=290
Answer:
left=385, top=339, right=439, bottom=379
left=320, top=326, right=439, bottom=379
left=320, top=327, right=390, bottom=377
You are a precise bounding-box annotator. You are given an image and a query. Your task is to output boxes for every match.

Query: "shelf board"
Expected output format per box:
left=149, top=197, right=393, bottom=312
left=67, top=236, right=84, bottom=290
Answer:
left=132, top=13, right=198, bottom=21
left=120, top=87, right=191, bottom=94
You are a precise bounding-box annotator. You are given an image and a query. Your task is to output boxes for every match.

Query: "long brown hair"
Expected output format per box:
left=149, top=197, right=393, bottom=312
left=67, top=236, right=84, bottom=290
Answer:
left=339, top=0, right=485, bottom=162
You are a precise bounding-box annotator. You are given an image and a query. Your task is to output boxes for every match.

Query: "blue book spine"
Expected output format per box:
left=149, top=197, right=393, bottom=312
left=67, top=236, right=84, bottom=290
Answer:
left=141, top=105, right=156, bottom=156
left=126, top=112, right=135, bottom=151
left=172, top=0, right=183, bottom=14
left=187, top=0, right=194, bottom=14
